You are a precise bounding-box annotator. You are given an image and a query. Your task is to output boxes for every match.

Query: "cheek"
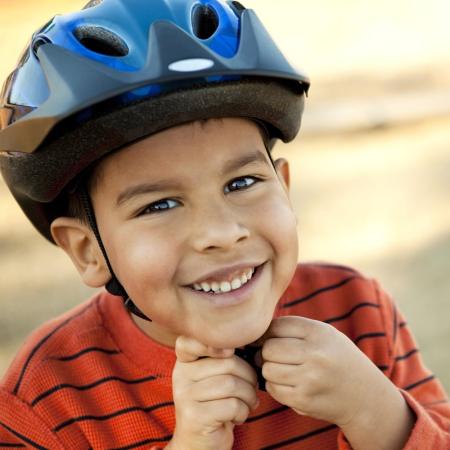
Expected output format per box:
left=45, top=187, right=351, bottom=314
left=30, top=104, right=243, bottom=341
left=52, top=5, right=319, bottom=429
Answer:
left=258, top=192, right=298, bottom=254
left=257, top=193, right=299, bottom=286
left=109, top=226, right=180, bottom=298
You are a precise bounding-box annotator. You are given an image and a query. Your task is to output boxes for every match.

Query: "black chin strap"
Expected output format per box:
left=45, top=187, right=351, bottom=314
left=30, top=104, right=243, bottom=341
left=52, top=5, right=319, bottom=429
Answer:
left=79, top=186, right=152, bottom=321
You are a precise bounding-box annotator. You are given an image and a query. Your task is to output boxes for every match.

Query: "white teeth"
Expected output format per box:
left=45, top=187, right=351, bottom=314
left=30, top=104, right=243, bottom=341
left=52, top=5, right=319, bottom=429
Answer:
left=220, top=281, right=232, bottom=292
left=231, top=278, right=242, bottom=290
left=192, top=266, right=257, bottom=294
left=201, top=282, right=211, bottom=292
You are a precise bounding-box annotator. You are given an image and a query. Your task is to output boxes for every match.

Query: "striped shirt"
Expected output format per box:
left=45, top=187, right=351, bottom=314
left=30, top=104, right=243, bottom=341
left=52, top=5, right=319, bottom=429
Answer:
left=1, top=263, right=449, bottom=449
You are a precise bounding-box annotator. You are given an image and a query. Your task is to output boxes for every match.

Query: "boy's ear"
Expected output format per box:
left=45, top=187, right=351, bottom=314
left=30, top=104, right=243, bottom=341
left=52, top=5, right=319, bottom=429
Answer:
left=273, top=157, right=290, bottom=191
left=50, top=217, right=110, bottom=288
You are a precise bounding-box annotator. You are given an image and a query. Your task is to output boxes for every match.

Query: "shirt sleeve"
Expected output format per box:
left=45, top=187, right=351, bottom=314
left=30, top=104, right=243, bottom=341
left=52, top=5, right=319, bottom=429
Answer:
left=338, top=279, right=450, bottom=449
left=377, top=279, right=450, bottom=449
left=0, top=387, right=65, bottom=449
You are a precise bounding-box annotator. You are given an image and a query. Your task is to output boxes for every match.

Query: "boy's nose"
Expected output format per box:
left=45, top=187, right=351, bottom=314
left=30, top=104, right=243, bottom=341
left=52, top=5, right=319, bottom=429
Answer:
left=189, top=204, right=250, bottom=252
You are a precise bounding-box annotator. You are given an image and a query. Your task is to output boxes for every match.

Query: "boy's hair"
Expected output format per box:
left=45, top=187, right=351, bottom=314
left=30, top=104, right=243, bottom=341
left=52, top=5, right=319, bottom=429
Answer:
left=64, top=170, right=96, bottom=226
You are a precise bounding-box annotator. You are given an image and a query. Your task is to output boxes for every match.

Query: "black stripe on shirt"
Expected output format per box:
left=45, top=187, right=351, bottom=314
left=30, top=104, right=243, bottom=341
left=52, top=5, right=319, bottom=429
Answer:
left=31, top=375, right=157, bottom=406
left=260, top=423, right=338, bottom=450
left=0, top=444, right=26, bottom=448
left=403, top=375, right=435, bottom=391
left=395, top=348, right=419, bottom=362
left=110, top=435, right=172, bottom=450
left=354, top=332, right=386, bottom=346
left=246, top=406, right=289, bottom=423
left=13, top=302, right=96, bottom=396
left=324, top=302, right=379, bottom=324
left=0, top=422, right=47, bottom=450
left=50, top=347, right=120, bottom=362
left=282, top=276, right=360, bottom=308
left=399, top=321, right=407, bottom=328
left=53, top=401, right=174, bottom=432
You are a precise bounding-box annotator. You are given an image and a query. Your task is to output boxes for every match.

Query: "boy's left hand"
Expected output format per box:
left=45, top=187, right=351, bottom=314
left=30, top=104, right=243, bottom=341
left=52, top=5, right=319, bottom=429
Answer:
left=259, top=316, right=406, bottom=429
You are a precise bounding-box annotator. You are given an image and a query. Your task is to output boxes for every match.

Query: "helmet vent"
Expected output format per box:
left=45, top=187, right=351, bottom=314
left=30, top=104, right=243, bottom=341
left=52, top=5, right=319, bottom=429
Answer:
left=32, top=36, right=52, bottom=59
left=73, top=26, right=129, bottom=57
left=82, top=0, right=104, bottom=9
left=192, top=5, right=219, bottom=40
left=230, top=1, right=246, bottom=16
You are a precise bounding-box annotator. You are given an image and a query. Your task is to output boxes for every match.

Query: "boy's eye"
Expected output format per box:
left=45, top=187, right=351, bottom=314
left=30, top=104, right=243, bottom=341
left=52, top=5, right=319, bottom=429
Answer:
left=139, top=199, right=180, bottom=215
left=225, top=176, right=259, bottom=193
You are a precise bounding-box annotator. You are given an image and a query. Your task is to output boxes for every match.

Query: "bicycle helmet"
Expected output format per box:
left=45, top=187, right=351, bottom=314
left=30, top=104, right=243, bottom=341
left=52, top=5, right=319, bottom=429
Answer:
left=0, top=0, right=310, bottom=318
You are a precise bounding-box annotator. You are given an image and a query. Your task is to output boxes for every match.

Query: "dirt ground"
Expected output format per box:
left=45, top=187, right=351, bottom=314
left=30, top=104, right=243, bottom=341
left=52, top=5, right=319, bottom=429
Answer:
left=0, top=0, right=449, bottom=395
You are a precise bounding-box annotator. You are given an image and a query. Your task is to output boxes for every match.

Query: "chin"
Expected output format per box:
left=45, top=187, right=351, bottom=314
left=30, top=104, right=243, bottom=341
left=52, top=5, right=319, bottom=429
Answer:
left=201, top=318, right=272, bottom=349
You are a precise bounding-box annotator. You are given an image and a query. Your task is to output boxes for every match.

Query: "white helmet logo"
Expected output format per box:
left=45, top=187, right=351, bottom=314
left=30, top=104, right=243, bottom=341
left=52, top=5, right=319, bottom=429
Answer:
left=168, top=58, right=215, bottom=72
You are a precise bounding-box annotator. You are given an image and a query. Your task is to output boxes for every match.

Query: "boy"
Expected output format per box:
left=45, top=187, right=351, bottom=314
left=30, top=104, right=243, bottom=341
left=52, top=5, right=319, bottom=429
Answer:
left=0, top=0, right=449, bottom=448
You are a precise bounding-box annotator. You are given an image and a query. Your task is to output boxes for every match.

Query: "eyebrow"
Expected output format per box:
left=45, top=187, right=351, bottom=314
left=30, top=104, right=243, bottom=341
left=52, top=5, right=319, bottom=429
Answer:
left=116, top=149, right=270, bottom=207
left=221, top=149, right=269, bottom=176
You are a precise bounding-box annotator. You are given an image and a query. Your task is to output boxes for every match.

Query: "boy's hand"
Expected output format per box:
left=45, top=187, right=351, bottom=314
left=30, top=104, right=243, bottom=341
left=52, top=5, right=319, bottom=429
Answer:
left=260, top=316, right=414, bottom=449
left=168, top=336, right=259, bottom=450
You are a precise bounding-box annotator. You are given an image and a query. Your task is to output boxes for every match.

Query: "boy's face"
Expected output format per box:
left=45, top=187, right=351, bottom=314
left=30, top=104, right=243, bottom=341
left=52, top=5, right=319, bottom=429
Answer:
left=91, top=118, right=298, bottom=349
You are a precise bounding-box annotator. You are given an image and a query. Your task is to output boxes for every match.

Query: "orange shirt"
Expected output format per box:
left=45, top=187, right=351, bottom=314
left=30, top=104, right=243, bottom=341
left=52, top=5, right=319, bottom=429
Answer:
left=1, top=263, right=449, bottom=449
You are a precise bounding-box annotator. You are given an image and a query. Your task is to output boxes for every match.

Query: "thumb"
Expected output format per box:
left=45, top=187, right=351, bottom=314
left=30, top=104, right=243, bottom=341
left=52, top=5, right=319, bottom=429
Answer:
left=255, top=316, right=311, bottom=344
left=175, top=336, right=234, bottom=363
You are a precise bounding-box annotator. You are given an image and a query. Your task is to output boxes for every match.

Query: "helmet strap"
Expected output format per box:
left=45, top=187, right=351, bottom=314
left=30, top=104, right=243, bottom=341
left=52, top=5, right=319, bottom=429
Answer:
left=251, top=118, right=277, bottom=170
left=79, top=185, right=152, bottom=321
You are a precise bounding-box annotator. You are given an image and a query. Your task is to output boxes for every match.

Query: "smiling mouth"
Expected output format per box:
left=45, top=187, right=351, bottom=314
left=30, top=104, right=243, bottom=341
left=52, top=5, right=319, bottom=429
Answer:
left=189, top=265, right=262, bottom=295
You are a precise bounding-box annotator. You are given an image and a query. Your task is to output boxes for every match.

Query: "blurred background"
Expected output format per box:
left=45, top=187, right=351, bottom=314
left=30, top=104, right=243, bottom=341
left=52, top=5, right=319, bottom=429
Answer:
left=0, top=0, right=449, bottom=393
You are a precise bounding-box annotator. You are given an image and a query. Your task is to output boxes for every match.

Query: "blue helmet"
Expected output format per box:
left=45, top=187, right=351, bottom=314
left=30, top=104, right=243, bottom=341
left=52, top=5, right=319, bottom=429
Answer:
left=0, top=0, right=309, bottom=242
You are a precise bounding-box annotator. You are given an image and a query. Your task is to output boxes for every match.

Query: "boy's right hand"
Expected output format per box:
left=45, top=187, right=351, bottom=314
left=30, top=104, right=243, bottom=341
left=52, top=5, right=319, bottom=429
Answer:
left=167, top=336, right=259, bottom=450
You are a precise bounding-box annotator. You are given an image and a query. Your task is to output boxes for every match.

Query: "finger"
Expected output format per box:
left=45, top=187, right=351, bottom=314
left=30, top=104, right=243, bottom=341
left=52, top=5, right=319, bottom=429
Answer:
left=260, top=316, right=315, bottom=341
left=201, top=398, right=251, bottom=426
left=175, top=336, right=234, bottom=362
left=262, top=361, right=298, bottom=387
left=265, top=382, right=296, bottom=407
left=192, top=375, right=259, bottom=410
left=262, top=337, right=307, bottom=364
left=186, top=355, right=258, bottom=386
